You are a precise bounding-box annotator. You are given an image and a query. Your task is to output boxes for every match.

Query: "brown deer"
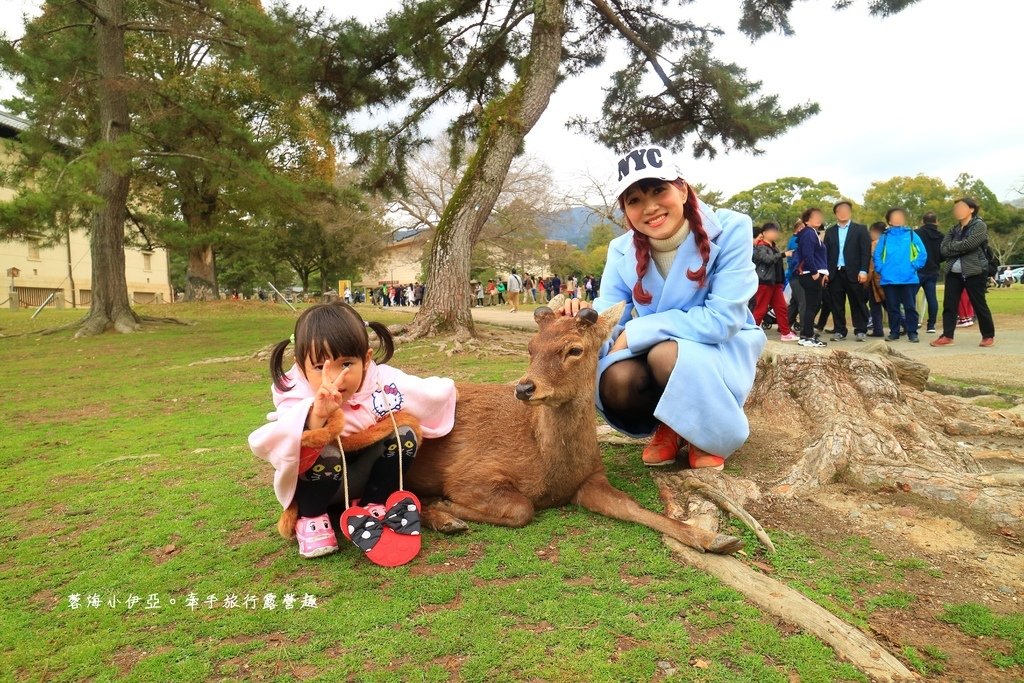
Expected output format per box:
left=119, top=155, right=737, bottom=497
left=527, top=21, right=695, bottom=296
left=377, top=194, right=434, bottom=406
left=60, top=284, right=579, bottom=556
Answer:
left=407, top=302, right=744, bottom=554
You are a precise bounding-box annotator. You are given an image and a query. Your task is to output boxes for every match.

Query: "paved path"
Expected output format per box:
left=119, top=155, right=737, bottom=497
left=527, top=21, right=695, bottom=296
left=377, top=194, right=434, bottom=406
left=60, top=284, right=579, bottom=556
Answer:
left=472, top=305, right=1024, bottom=391
left=471, top=304, right=543, bottom=331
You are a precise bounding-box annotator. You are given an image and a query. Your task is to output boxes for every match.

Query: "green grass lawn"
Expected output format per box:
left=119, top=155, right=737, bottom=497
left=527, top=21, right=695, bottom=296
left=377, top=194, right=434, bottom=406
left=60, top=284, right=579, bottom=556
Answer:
left=0, top=302, right=1019, bottom=682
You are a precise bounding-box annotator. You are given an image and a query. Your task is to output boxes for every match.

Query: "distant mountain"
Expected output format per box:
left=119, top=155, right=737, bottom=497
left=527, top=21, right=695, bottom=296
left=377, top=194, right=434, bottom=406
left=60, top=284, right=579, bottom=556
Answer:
left=540, top=206, right=608, bottom=248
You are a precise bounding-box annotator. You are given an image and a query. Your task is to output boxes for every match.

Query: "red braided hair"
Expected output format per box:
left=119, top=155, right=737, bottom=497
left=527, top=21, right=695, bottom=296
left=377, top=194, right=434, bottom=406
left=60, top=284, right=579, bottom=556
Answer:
left=621, top=179, right=710, bottom=305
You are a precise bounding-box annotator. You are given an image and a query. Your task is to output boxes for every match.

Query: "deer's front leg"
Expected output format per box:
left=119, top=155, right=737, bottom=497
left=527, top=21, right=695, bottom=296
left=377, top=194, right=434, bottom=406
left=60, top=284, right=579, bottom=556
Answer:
left=430, top=485, right=535, bottom=529
left=572, top=473, right=743, bottom=555
left=419, top=497, right=469, bottom=534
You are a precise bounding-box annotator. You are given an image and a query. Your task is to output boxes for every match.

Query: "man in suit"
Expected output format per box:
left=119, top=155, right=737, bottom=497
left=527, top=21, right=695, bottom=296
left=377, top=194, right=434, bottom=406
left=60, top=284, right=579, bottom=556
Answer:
left=823, top=201, right=871, bottom=341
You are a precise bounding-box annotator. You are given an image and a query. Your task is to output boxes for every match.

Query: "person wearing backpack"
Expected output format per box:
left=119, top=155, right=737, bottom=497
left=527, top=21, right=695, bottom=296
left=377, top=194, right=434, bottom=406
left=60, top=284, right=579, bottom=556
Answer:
left=915, top=212, right=944, bottom=333
left=874, top=208, right=927, bottom=342
left=931, top=198, right=996, bottom=347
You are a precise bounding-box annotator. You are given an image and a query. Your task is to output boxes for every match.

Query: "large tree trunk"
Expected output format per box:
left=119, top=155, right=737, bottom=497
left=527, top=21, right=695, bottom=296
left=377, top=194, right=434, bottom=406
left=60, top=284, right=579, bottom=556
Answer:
left=405, top=0, right=566, bottom=339
left=185, top=244, right=218, bottom=301
left=77, top=0, right=140, bottom=337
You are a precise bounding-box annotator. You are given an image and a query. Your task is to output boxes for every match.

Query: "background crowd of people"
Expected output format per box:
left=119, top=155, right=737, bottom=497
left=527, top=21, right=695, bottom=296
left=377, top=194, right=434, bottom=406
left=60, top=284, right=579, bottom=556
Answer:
left=473, top=272, right=600, bottom=312
left=749, top=198, right=998, bottom=349
left=371, top=282, right=425, bottom=307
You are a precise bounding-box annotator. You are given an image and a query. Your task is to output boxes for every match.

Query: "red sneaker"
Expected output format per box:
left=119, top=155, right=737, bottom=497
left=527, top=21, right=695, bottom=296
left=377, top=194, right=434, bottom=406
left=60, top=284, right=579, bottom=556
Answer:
left=979, top=337, right=994, bottom=347
left=930, top=336, right=954, bottom=347
left=642, top=424, right=683, bottom=467
left=688, top=444, right=725, bottom=471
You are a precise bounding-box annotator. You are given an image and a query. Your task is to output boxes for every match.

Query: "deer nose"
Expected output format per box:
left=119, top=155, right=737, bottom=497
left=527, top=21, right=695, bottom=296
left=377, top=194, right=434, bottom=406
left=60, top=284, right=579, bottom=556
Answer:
left=515, top=380, right=535, bottom=401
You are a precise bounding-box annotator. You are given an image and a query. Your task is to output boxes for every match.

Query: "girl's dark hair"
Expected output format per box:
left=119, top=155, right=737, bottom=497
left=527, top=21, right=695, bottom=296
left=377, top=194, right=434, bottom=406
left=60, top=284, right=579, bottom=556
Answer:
left=870, top=221, right=887, bottom=232
left=885, top=207, right=907, bottom=224
left=800, top=207, right=822, bottom=224
left=752, top=224, right=763, bottom=239
left=269, top=302, right=395, bottom=392
left=955, top=197, right=980, bottom=217
left=620, top=178, right=709, bottom=305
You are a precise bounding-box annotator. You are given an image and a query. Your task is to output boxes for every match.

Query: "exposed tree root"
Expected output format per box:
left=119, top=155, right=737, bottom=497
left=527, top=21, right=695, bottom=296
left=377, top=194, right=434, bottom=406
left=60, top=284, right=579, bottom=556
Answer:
left=662, top=536, right=916, bottom=682
left=676, top=475, right=776, bottom=553
left=137, top=315, right=192, bottom=326
left=746, top=342, right=1024, bottom=530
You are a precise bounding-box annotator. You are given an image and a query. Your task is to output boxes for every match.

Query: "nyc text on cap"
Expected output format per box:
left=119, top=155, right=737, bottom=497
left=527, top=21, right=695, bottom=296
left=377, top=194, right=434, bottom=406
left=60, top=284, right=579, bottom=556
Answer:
left=612, top=145, right=684, bottom=199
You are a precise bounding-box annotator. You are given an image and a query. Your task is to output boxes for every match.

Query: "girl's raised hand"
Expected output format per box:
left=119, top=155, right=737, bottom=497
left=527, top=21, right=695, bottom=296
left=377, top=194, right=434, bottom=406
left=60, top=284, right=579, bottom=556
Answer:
left=310, top=359, right=349, bottom=424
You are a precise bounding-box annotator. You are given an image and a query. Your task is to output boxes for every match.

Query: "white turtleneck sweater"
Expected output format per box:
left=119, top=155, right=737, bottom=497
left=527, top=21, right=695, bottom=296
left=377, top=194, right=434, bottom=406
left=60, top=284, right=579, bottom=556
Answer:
left=647, top=220, right=690, bottom=278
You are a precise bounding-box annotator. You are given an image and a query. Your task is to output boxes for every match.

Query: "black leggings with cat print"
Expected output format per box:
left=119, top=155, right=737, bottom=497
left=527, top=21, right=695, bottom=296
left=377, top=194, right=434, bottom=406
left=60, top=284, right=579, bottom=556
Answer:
left=294, top=426, right=417, bottom=517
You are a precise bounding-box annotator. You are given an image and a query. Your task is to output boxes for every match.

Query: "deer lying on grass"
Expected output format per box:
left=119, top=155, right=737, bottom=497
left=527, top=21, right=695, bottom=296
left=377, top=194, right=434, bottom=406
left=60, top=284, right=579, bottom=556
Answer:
left=407, top=302, right=744, bottom=554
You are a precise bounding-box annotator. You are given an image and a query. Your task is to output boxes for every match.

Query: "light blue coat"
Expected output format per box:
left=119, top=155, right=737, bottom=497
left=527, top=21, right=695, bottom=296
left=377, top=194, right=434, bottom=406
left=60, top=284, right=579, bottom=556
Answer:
left=592, top=201, right=766, bottom=457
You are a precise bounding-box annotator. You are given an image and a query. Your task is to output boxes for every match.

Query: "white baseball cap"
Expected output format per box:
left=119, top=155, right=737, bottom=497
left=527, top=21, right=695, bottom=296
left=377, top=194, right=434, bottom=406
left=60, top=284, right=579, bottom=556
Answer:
left=611, top=144, right=685, bottom=200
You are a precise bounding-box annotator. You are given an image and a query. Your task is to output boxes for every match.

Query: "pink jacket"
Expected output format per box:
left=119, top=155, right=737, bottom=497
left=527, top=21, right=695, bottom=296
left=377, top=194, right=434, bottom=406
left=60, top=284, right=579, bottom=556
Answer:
left=248, top=361, right=457, bottom=508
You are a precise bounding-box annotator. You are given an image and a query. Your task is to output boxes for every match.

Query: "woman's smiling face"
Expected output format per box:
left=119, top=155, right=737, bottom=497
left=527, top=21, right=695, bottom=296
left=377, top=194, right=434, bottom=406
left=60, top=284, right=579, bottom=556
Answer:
left=621, top=180, right=688, bottom=240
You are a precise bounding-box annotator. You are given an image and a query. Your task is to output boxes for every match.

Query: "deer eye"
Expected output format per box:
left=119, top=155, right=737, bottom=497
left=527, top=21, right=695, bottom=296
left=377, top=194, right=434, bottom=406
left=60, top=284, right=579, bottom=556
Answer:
left=566, top=347, right=584, bottom=358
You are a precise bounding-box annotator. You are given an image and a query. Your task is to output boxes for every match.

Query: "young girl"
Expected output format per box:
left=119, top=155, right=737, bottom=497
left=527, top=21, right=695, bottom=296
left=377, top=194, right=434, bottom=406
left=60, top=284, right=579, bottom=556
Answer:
left=873, top=208, right=927, bottom=342
left=751, top=222, right=799, bottom=341
left=559, top=144, right=766, bottom=470
left=248, top=303, right=457, bottom=560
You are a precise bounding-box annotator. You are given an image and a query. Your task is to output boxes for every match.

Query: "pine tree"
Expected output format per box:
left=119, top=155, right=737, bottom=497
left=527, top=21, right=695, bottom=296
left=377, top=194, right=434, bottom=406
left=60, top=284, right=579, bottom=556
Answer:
left=304, top=0, right=920, bottom=338
left=0, top=0, right=341, bottom=332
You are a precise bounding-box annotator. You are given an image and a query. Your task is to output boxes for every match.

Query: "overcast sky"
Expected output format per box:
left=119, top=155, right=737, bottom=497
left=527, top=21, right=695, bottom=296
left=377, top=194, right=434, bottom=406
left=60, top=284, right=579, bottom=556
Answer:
left=3, top=0, right=1021, bottom=204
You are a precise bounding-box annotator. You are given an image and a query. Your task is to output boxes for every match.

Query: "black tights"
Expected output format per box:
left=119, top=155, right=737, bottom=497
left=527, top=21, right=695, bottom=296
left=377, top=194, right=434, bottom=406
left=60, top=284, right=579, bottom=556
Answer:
left=599, top=341, right=677, bottom=433
left=295, top=426, right=418, bottom=518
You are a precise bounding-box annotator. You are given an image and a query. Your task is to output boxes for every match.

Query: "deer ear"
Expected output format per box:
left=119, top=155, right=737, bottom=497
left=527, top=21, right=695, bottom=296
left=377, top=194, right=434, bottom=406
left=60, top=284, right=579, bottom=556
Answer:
left=534, top=306, right=556, bottom=329
left=597, top=301, right=627, bottom=340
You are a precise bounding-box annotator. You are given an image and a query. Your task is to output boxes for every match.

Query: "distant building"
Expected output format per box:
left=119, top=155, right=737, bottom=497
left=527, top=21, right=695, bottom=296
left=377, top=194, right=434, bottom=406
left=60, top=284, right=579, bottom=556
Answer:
left=0, top=110, right=171, bottom=308
left=361, top=229, right=429, bottom=286
left=362, top=226, right=565, bottom=288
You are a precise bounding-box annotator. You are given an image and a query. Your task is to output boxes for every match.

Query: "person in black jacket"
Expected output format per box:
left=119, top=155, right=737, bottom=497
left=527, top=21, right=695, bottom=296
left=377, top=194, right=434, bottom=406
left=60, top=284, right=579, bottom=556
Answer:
left=915, top=212, right=944, bottom=333
left=751, top=222, right=799, bottom=341
left=822, top=201, right=871, bottom=341
left=795, top=208, right=829, bottom=348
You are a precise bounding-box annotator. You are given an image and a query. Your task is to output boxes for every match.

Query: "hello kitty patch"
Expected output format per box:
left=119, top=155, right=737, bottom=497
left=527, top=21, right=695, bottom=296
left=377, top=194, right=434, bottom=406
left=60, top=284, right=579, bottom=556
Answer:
left=371, top=383, right=404, bottom=418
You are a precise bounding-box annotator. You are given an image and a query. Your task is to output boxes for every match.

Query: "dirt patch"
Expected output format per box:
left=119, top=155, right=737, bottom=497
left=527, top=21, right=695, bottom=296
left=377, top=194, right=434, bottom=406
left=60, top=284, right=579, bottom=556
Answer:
left=254, top=547, right=288, bottom=569
left=609, top=633, right=645, bottom=662
left=871, top=609, right=1019, bottom=682
left=412, top=595, right=463, bottom=618
left=428, top=654, right=467, bottom=677
left=147, top=534, right=182, bottom=565
left=618, top=564, right=654, bottom=587
left=29, top=587, right=61, bottom=611
left=409, top=543, right=485, bottom=576
left=109, top=645, right=172, bottom=677
left=802, top=487, right=1024, bottom=593
left=17, top=403, right=112, bottom=425
left=219, top=631, right=312, bottom=647
left=226, top=520, right=270, bottom=550
left=749, top=490, right=1023, bottom=680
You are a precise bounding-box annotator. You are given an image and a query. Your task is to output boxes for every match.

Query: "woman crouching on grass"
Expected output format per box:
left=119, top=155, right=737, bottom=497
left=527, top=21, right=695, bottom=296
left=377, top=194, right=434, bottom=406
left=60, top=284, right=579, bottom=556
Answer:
left=559, top=144, right=766, bottom=471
